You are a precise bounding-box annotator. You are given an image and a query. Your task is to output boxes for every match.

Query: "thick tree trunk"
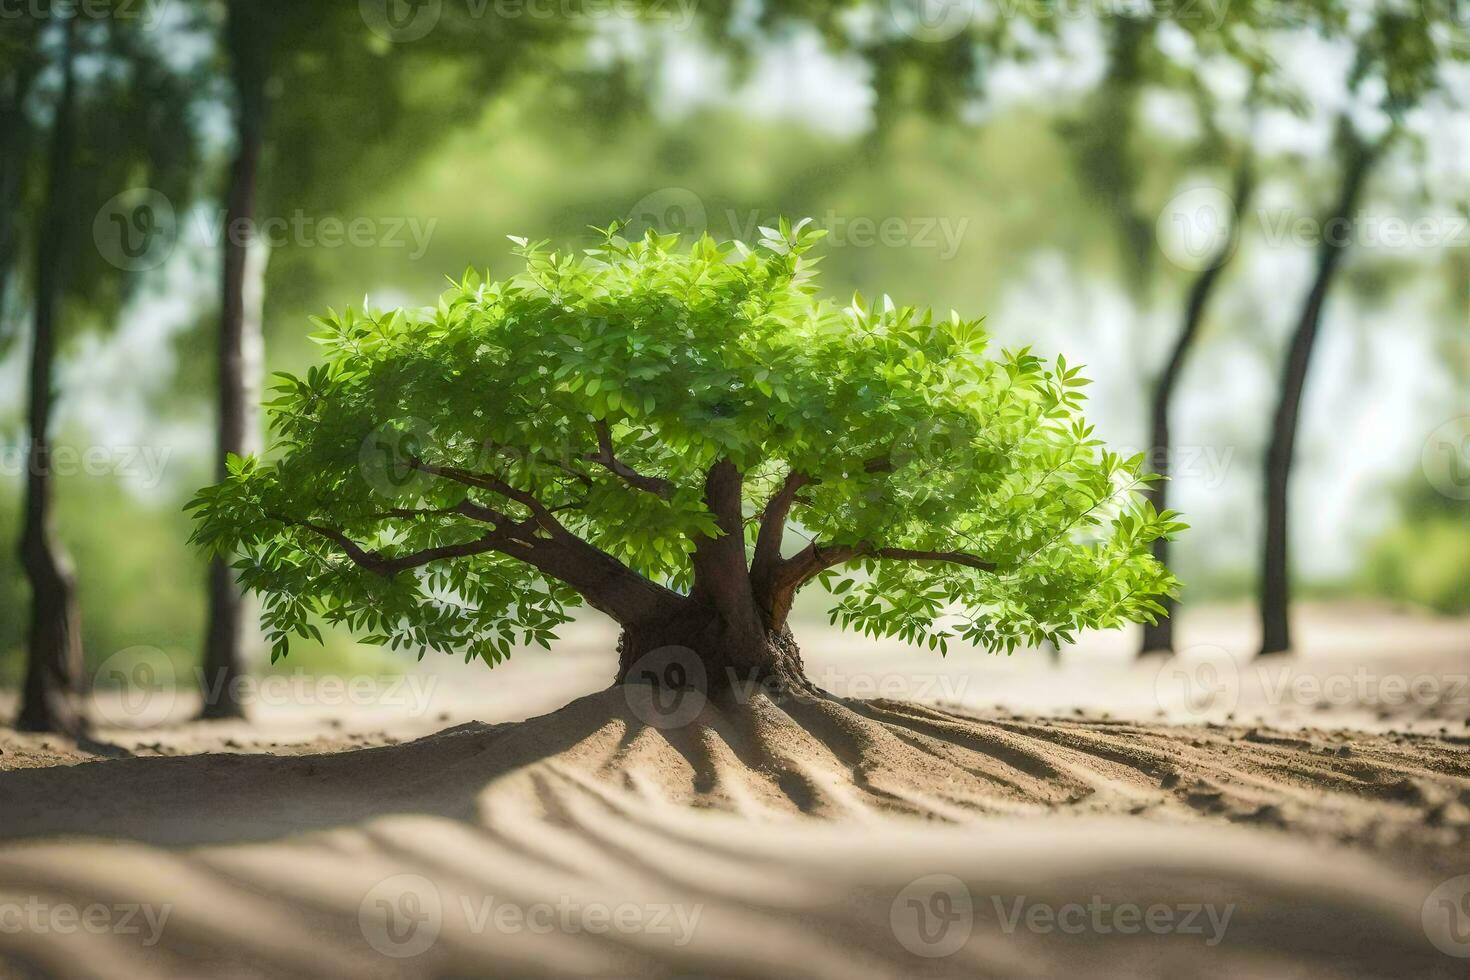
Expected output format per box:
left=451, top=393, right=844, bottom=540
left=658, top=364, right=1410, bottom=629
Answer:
left=1139, top=163, right=1255, bottom=656
left=1258, top=127, right=1375, bottom=657
left=615, top=460, right=818, bottom=701
left=200, top=4, right=268, bottom=719
left=614, top=606, right=813, bottom=698
left=17, top=22, right=83, bottom=735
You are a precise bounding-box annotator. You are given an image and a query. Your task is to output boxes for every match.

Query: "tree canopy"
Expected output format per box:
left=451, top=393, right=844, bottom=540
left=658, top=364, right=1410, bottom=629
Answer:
left=189, top=221, right=1183, bottom=668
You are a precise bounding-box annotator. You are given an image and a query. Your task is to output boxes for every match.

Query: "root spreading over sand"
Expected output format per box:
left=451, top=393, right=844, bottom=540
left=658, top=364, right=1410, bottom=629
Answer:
left=1, top=688, right=1468, bottom=978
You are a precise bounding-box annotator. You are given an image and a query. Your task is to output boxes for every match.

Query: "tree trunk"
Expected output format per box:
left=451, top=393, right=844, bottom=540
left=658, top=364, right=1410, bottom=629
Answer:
left=0, top=41, right=40, bottom=353
left=614, top=605, right=813, bottom=698
left=1066, top=16, right=1152, bottom=298
left=1258, top=126, right=1375, bottom=657
left=1139, top=163, right=1255, bottom=656
left=615, top=460, right=818, bottom=703
left=17, top=21, right=83, bottom=735
left=200, top=4, right=268, bottom=719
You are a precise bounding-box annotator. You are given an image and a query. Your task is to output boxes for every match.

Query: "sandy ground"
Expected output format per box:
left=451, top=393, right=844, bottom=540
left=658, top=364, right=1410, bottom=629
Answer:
left=0, top=602, right=1468, bottom=978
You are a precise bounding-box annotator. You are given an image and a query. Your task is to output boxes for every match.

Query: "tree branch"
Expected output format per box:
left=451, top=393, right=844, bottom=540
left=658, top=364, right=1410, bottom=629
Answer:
left=277, top=515, right=508, bottom=577
left=867, top=548, right=997, bottom=571
left=272, top=504, right=682, bottom=627
left=757, top=540, right=997, bottom=629
left=410, top=459, right=567, bottom=533
left=406, top=457, right=687, bottom=623
left=372, top=499, right=509, bottom=525
left=746, top=454, right=893, bottom=615
left=785, top=543, right=996, bottom=578
left=587, top=419, right=674, bottom=499
left=749, top=468, right=812, bottom=598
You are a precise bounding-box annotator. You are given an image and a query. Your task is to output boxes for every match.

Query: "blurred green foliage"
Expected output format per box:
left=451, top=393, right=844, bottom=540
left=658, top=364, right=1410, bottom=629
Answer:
left=1363, top=483, right=1470, bottom=614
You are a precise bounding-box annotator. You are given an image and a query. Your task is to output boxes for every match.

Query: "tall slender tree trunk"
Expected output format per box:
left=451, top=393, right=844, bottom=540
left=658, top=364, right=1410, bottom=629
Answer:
left=1258, top=126, right=1376, bottom=656
left=200, top=5, right=268, bottom=718
left=1069, top=16, right=1152, bottom=298
left=0, top=51, right=39, bottom=348
left=1140, top=163, right=1255, bottom=656
left=17, top=21, right=83, bottom=734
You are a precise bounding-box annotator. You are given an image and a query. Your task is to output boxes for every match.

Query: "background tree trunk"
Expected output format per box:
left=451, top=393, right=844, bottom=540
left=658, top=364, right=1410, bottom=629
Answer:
left=17, top=21, right=83, bottom=734
left=200, top=5, right=268, bottom=719
left=1063, top=16, right=1153, bottom=299
left=1259, top=126, right=1375, bottom=656
left=0, top=41, right=40, bottom=354
left=1140, top=163, right=1255, bottom=656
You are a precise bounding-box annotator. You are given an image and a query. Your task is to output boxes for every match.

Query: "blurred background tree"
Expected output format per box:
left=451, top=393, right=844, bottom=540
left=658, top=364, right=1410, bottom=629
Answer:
left=1258, top=3, right=1466, bottom=655
left=6, top=5, right=200, bottom=731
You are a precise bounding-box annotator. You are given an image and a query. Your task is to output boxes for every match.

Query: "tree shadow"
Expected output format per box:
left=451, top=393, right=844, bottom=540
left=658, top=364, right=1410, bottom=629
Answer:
left=0, top=689, right=629, bottom=848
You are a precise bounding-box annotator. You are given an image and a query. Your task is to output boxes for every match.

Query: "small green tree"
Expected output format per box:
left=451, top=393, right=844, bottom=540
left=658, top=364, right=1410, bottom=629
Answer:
left=188, top=222, right=1183, bottom=693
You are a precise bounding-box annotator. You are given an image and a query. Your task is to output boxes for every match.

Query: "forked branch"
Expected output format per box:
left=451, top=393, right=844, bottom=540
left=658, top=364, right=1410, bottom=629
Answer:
left=749, top=468, right=812, bottom=596
left=588, top=419, right=674, bottom=499
left=271, top=498, right=681, bottom=626
left=409, top=459, right=567, bottom=533
left=277, top=515, right=510, bottom=577
left=757, top=539, right=997, bottom=629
